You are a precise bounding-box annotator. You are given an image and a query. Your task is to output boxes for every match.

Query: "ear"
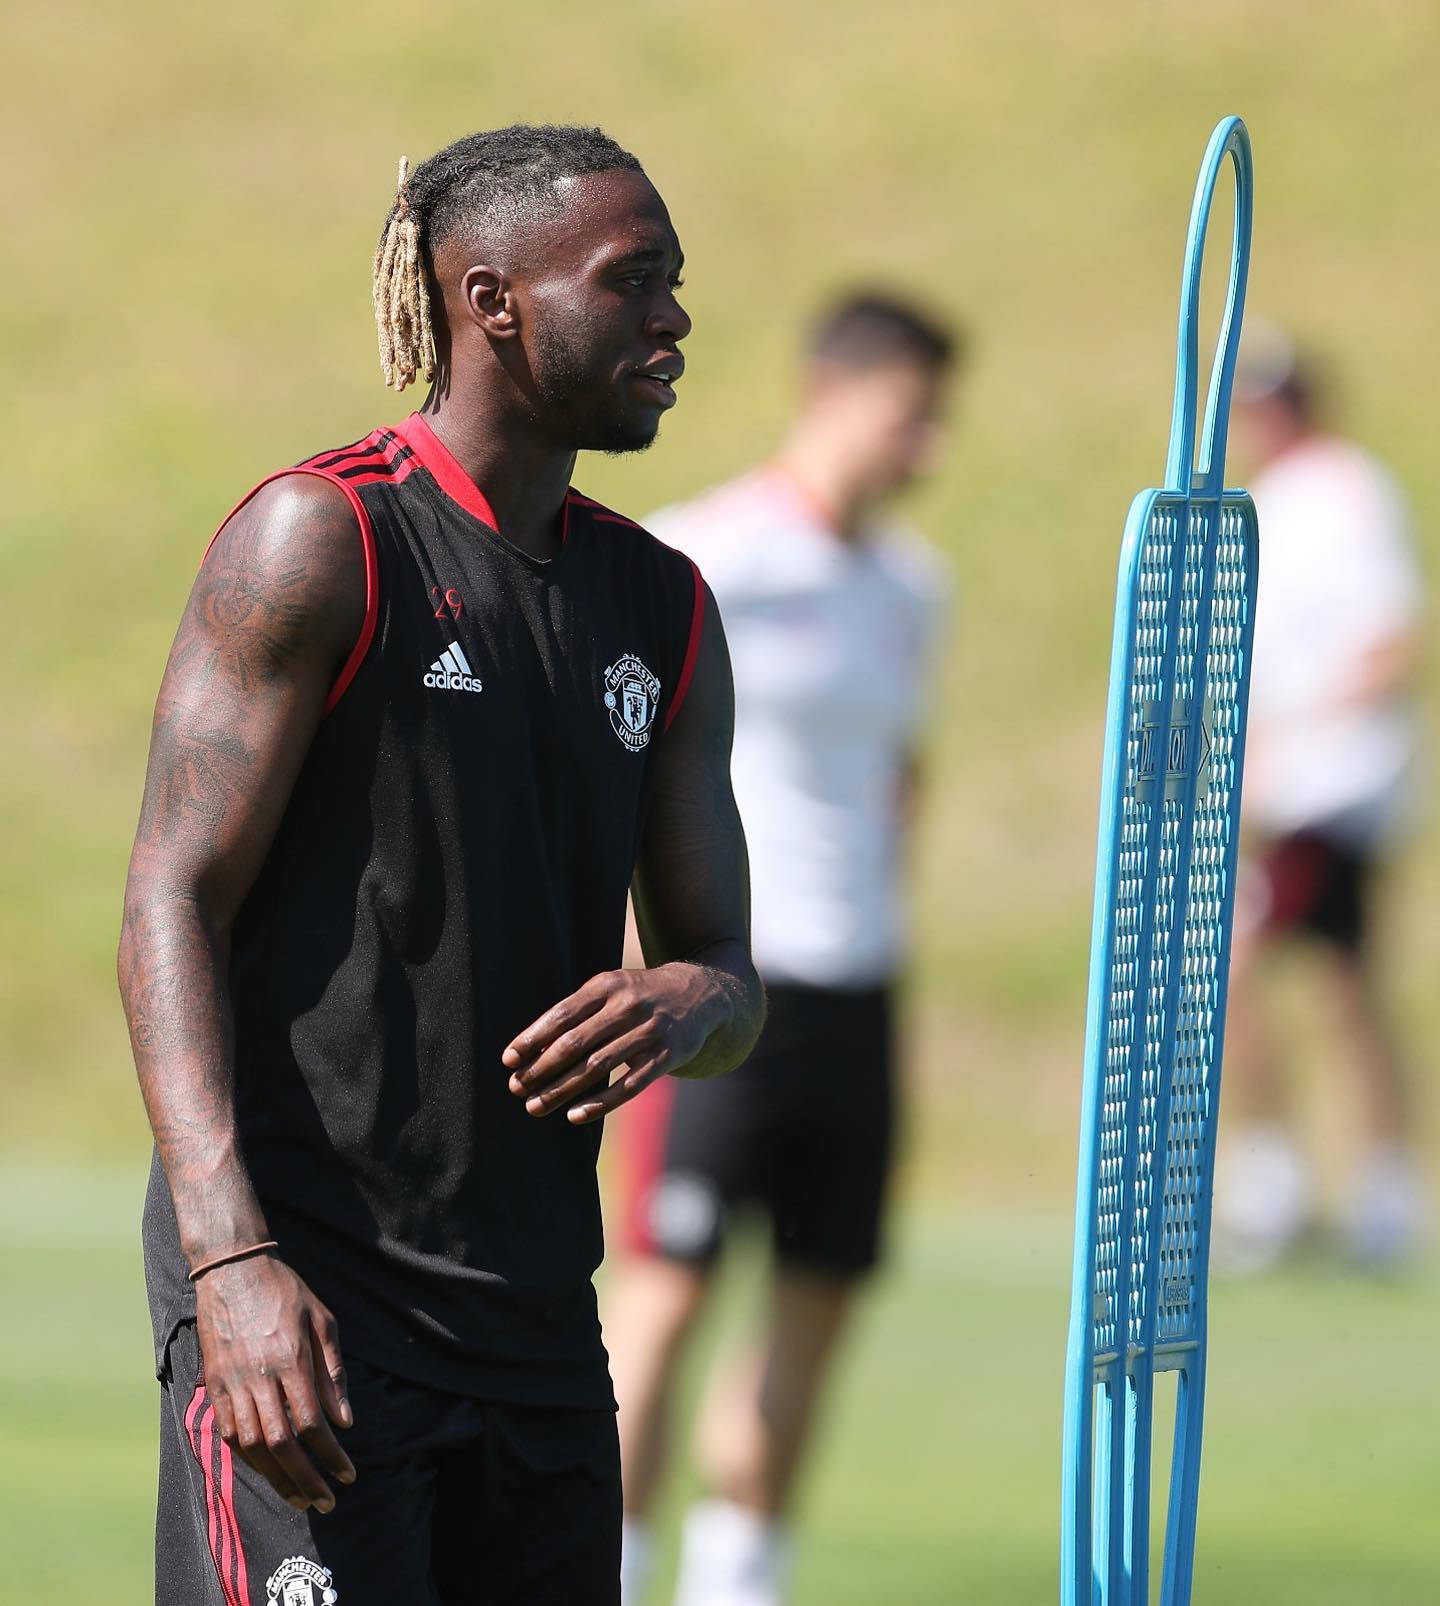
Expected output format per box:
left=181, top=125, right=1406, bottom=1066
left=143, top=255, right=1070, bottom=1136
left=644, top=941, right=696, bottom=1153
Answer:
left=460, top=264, right=520, bottom=339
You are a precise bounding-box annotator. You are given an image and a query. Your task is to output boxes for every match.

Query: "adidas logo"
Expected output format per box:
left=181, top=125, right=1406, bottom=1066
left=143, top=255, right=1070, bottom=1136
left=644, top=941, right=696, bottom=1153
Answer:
left=422, top=642, right=483, bottom=693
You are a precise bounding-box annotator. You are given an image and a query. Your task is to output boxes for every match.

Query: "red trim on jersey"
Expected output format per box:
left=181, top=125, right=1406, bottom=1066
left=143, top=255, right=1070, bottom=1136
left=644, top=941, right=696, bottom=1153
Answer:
left=616, top=1074, right=677, bottom=1256
left=339, top=454, right=422, bottom=494
left=315, top=433, right=410, bottom=478
left=298, top=430, right=387, bottom=471
left=396, top=412, right=502, bottom=530
left=186, top=1387, right=246, bottom=1606
left=568, top=491, right=648, bottom=533
left=663, top=559, right=706, bottom=732
left=200, top=467, right=380, bottom=718
left=570, top=494, right=649, bottom=536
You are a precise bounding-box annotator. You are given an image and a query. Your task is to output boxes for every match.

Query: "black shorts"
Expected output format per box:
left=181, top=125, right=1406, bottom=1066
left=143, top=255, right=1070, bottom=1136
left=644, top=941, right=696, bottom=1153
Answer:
left=156, top=1322, right=619, bottom=1606
left=618, top=982, right=895, bottom=1278
left=1250, top=828, right=1376, bottom=954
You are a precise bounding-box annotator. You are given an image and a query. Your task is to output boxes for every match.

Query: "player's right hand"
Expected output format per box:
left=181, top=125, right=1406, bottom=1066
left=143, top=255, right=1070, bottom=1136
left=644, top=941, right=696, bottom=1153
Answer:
left=194, top=1253, right=356, bottom=1513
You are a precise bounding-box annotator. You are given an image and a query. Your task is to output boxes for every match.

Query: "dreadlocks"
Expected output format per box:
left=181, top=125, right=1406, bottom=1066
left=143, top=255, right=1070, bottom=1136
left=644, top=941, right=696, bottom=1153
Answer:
left=371, top=125, right=646, bottom=392
left=373, top=158, right=434, bottom=392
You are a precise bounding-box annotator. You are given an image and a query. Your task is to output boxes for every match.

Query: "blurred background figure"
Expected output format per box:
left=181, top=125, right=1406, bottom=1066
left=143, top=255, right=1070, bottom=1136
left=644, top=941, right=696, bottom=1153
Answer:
left=1217, top=324, right=1427, bottom=1273
left=605, top=292, right=959, bottom=1606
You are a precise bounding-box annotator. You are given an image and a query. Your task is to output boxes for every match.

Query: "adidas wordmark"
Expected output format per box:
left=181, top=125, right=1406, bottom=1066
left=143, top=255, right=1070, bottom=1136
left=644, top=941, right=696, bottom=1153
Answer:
left=422, top=642, right=483, bottom=694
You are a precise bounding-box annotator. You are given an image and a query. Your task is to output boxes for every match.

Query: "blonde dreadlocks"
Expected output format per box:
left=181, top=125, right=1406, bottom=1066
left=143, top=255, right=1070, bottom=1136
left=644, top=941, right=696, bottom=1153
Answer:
left=368, top=126, right=645, bottom=391
left=372, top=158, right=436, bottom=392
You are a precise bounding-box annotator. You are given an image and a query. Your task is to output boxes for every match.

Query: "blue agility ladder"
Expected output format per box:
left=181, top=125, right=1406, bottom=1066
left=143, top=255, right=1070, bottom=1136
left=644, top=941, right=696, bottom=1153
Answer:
left=1061, top=117, right=1257, bottom=1606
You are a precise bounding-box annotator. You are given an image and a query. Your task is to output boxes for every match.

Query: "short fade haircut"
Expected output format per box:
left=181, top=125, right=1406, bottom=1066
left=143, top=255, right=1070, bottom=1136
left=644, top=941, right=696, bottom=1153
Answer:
left=373, top=124, right=645, bottom=390
left=808, top=290, right=959, bottom=376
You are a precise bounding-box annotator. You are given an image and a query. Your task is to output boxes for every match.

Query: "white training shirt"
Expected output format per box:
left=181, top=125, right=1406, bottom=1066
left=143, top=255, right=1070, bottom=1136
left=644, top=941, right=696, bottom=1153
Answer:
left=1243, top=436, right=1423, bottom=844
left=650, top=468, right=949, bottom=989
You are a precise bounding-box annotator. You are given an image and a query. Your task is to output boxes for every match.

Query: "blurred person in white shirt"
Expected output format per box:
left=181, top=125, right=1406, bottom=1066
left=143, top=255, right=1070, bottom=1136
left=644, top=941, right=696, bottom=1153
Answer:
left=1217, top=325, right=1426, bottom=1273
left=606, top=292, right=958, bottom=1606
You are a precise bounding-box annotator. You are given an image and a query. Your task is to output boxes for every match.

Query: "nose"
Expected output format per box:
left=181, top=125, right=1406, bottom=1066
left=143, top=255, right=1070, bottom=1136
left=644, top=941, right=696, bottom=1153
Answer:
left=647, top=287, right=691, bottom=344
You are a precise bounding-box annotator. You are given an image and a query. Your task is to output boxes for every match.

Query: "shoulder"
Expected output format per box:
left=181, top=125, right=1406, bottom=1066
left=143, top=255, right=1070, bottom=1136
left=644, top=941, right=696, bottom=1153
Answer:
left=644, top=473, right=796, bottom=595
left=644, top=474, right=766, bottom=543
left=1326, top=440, right=1410, bottom=523
left=200, top=464, right=371, bottom=660
left=211, top=467, right=365, bottom=574
left=870, top=521, right=954, bottom=612
left=569, top=488, right=701, bottom=587
left=1254, top=440, right=1417, bottom=582
left=1257, top=437, right=1405, bottom=517
left=567, top=488, right=655, bottom=537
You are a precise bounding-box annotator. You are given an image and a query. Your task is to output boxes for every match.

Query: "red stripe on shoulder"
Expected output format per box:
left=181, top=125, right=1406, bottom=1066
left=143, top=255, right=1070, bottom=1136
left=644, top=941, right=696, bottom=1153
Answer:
left=663, top=558, right=706, bottom=733
left=569, top=491, right=648, bottom=533
left=340, top=454, right=422, bottom=493
left=298, top=430, right=388, bottom=471
left=200, top=466, right=380, bottom=718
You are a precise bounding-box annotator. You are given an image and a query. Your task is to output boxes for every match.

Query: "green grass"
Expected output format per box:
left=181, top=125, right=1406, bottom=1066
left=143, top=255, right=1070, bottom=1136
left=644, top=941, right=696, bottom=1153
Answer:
left=3, top=0, right=1440, bottom=1596
left=2, top=1173, right=1436, bottom=1604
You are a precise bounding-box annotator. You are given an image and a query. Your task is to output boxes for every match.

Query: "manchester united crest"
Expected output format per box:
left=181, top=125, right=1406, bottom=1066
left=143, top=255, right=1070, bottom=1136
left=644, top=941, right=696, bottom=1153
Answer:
left=266, top=1556, right=338, bottom=1606
left=602, top=653, right=661, bottom=752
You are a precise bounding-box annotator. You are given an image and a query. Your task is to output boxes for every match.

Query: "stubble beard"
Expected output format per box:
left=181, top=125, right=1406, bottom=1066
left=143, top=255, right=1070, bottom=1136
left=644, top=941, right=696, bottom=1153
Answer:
left=533, top=323, right=661, bottom=456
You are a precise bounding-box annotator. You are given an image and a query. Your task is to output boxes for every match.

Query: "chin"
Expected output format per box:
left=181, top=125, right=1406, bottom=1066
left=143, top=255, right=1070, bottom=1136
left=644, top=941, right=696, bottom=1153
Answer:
left=598, top=434, right=660, bottom=459
left=578, top=412, right=662, bottom=457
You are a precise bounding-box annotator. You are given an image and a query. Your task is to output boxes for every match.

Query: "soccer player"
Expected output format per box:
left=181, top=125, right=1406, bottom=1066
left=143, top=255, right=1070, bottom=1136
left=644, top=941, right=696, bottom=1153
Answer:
left=1217, top=326, right=1426, bottom=1271
left=606, top=294, right=957, bottom=1606
left=117, top=125, right=765, bottom=1606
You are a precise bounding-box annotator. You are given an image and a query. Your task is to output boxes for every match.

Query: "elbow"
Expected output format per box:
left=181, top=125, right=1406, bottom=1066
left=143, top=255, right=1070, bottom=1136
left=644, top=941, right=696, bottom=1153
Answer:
left=116, top=873, right=223, bottom=1007
left=116, top=881, right=145, bottom=1006
left=719, top=950, right=767, bottom=1069
left=740, top=968, right=767, bottom=1059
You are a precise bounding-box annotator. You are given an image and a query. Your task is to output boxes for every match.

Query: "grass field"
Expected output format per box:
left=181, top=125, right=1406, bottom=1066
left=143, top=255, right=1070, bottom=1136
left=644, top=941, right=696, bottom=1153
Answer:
left=3, top=1, right=1440, bottom=1599
left=3, top=1173, right=1437, bottom=1604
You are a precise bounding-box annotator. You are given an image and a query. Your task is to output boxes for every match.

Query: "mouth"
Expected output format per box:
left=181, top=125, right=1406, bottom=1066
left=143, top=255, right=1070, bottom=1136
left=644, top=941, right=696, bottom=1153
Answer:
left=630, top=357, right=684, bottom=410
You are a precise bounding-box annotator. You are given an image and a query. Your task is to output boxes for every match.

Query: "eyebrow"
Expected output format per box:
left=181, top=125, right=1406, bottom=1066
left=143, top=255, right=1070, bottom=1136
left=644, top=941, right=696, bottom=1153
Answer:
left=611, top=244, right=685, bottom=272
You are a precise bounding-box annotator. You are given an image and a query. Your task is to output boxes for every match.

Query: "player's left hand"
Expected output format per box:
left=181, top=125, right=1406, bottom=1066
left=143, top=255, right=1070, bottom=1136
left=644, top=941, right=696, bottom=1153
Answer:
left=503, top=964, right=731, bottom=1125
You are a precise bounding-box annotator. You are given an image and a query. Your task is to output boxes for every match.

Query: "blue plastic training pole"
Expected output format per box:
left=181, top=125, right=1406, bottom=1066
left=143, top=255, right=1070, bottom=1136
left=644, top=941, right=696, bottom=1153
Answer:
left=1061, top=117, right=1257, bottom=1606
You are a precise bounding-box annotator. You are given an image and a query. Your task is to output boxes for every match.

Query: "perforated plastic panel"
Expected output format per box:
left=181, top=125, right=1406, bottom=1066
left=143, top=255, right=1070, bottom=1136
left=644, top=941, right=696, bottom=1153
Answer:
left=1061, top=115, right=1256, bottom=1606
left=1090, top=497, right=1255, bottom=1367
left=1063, top=488, right=1256, bottom=1606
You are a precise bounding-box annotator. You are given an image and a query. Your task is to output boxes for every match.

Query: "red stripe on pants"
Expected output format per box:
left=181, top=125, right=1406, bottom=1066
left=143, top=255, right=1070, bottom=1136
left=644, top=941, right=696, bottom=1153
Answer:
left=220, top=1429, right=250, bottom=1603
left=186, top=1386, right=247, bottom=1606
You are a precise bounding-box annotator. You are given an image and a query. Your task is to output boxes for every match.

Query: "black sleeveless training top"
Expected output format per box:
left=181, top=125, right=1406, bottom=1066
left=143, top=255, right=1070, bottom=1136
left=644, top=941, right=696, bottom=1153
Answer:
left=143, top=412, right=704, bottom=1408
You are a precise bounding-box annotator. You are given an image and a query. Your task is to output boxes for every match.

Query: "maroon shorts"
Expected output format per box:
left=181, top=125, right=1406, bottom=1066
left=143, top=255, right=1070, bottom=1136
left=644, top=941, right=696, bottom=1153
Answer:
left=1251, top=829, right=1375, bottom=954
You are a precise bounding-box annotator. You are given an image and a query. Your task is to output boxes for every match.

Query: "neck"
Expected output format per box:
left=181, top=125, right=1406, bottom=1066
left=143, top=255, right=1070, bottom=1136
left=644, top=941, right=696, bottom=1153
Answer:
left=1262, top=420, right=1316, bottom=471
left=416, top=372, right=576, bottom=559
left=772, top=421, right=874, bottom=541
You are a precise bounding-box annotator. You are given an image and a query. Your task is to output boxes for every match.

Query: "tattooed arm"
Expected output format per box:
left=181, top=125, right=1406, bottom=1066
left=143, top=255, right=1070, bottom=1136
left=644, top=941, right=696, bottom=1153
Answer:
left=503, top=583, right=765, bottom=1123
left=118, top=474, right=364, bottom=1512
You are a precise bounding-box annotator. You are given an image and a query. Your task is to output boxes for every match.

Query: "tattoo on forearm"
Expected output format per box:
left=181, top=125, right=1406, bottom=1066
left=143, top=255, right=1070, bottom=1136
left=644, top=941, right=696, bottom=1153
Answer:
left=119, top=888, right=260, bottom=1253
